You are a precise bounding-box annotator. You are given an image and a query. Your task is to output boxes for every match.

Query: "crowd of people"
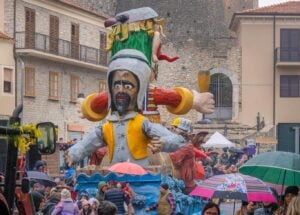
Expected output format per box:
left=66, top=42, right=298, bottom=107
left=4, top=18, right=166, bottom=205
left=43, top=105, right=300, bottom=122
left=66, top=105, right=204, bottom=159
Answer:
left=28, top=171, right=134, bottom=215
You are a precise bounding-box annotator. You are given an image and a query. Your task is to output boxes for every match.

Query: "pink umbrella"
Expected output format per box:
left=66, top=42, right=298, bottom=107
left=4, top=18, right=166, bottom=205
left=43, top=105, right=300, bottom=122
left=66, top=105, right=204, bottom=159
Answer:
left=190, top=173, right=277, bottom=203
left=107, top=161, right=148, bottom=175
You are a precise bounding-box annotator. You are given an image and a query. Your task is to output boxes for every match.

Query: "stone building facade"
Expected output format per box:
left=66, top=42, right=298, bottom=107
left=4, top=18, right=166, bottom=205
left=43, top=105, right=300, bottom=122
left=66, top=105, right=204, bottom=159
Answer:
left=114, top=0, right=258, bottom=125
left=3, top=0, right=109, bottom=174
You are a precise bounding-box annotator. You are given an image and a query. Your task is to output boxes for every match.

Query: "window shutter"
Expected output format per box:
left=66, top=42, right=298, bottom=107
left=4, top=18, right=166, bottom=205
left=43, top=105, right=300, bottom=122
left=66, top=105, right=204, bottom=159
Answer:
left=71, top=23, right=79, bottom=59
left=25, top=8, right=35, bottom=48
left=50, top=15, right=59, bottom=54
left=25, top=67, right=35, bottom=97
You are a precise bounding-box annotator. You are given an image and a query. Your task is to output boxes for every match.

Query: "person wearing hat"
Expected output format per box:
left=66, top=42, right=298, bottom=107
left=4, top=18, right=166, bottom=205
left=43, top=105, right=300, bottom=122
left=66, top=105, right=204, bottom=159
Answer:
left=33, top=160, right=47, bottom=173
left=145, top=183, right=176, bottom=215
left=51, top=188, right=79, bottom=215
left=66, top=49, right=187, bottom=167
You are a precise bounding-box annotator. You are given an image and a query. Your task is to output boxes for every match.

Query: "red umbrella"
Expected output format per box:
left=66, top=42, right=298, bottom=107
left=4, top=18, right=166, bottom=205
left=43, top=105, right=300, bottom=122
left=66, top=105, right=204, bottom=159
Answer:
left=107, top=161, right=148, bottom=175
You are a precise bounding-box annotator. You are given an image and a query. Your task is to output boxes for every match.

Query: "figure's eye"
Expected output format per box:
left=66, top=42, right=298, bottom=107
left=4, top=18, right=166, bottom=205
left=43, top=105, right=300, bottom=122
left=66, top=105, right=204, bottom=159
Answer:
left=114, top=83, right=122, bottom=89
left=124, top=84, right=133, bottom=90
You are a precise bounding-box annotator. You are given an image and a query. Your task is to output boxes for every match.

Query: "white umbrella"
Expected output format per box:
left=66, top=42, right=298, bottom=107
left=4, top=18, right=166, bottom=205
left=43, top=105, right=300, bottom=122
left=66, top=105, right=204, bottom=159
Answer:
left=202, top=131, right=235, bottom=148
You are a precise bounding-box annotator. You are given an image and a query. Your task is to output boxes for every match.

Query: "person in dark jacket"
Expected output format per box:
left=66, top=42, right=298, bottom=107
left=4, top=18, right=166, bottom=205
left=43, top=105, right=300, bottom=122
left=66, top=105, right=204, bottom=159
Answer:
left=41, top=191, right=61, bottom=215
left=104, top=183, right=131, bottom=215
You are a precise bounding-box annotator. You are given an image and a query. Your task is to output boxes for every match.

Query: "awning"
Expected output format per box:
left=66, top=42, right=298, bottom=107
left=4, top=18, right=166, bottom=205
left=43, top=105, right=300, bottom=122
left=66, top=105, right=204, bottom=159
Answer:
left=255, top=137, right=277, bottom=144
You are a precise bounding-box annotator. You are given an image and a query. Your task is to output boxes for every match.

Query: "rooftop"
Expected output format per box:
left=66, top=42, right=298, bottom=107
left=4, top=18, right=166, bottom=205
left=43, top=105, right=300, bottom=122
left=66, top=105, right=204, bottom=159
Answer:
left=242, top=1, right=300, bottom=14
left=230, top=1, right=300, bottom=30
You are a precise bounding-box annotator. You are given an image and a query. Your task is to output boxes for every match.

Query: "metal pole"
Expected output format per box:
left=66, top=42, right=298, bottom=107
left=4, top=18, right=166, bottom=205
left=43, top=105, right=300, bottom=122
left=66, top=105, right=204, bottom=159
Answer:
left=4, top=104, right=23, bottom=214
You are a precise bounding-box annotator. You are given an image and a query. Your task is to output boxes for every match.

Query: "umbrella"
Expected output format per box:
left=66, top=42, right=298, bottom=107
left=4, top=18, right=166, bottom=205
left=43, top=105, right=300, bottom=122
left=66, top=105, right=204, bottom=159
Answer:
left=26, top=171, right=56, bottom=187
left=239, top=151, right=300, bottom=188
left=107, top=161, right=147, bottom=175
left=202, top=131, right=235, bottom=148
left=190, top=173, right=277, bottom=203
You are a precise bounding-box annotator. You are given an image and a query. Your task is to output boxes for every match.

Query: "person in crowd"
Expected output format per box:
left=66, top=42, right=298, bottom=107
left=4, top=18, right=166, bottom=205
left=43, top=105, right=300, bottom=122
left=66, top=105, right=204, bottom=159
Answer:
left=235, top=201, right=248, bottom=215
left=88, top=198, right=100, bottom=213
left=104, top=182, right=132, bottom=215
left=96, top=181, right=107, bottom=204
left=277, top=186, right=299, bottom=215
left=33, top=160, right=47, bottom=173
left=228, top=147, right=239, bottom=166
left=145, top=183, right=176, bottom=215
left=41, top=190, right=61, bottom=215
left=286, top=196, right=300, bottom=215
left=31, top=189, right=45, bottom=213
left=79, top=199, right=95, bottom=215
left=254, top=202, right=278, bottom=215
left=123, top=182, right=135, bottom=200
left=202, top=202, right=220, bottom=215
left=77, top=191, right=90, bottom=210
left=97, top=200, right=117, bottom=215
left=220, top=148, right=229, bottom=166
left=51, top=188, right=79, bottom=215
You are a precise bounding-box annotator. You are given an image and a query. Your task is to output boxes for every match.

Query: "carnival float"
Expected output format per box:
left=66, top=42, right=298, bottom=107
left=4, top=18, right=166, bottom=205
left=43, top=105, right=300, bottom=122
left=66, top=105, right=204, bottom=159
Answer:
left=67, top=7, right=215, bottom=215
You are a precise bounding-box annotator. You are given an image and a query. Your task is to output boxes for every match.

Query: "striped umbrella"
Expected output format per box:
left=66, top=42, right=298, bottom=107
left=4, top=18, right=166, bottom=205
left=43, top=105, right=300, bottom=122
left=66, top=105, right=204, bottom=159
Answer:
left=190, top=173, right=277, bottom=202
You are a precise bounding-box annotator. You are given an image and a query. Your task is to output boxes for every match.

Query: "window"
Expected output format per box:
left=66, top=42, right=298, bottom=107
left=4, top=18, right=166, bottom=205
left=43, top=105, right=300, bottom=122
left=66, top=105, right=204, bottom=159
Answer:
left=99, top=79, right=106, bottom=92
left=280, top=75, right=299, bottom=97
left=3, top=68, right=13, bottom=93
left=280, top=29, right=300, bottom=62
left=70, top=75, right=79, bottom=102
left=25, top=67, right=35, bottom=97
left=49, top=71, right=59, bottom=100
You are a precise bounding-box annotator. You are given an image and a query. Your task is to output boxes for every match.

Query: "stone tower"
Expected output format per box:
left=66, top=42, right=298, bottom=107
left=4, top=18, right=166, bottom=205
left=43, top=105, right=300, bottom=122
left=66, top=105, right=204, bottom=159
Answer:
left=114, top=0, right=258, bottom=123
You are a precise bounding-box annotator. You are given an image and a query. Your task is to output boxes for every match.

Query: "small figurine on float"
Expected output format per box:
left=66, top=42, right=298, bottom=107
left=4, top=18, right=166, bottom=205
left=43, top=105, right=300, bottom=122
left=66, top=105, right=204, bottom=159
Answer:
left=168, top=118, right=210, bottom=194
left=66, top=49, right=187, bottom=167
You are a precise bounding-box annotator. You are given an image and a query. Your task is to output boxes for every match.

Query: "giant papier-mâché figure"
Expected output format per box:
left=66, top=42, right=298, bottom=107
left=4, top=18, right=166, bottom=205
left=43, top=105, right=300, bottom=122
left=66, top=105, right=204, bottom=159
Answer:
left=80, top=7, right=214, bottom=124
left=67, top=49, right=187, bottom=167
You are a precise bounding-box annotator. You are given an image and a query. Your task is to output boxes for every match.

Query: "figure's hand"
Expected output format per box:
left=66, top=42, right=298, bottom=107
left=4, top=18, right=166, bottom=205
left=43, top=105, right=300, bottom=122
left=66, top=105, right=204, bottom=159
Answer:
left=64, top=151, right=73, bottom=167
left=148, top=137, right=164, bottom=154
left=192, top=90, right=215, bottom=114
left=152, top=54, right=159, bottom=63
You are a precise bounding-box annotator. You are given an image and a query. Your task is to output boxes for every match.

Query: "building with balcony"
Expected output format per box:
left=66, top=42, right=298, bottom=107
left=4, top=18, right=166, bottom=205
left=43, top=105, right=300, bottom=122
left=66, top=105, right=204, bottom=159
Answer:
left=0, top=0, right=15, bottom=119
left=230, top=1, right=300, bottom=154
left=3, top=0, right=110, bottom=174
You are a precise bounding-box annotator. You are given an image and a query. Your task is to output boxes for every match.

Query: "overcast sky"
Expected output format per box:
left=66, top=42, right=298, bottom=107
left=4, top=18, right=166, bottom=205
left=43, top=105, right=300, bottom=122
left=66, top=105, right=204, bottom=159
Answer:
left=259, top=0, right=299, bottom=7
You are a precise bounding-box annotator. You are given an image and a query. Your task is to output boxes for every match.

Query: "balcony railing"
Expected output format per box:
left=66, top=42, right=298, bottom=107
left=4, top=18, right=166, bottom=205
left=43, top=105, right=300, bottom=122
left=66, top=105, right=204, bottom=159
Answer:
left=15, top=31, right=108, bottom=66
left=276, top=47, right=300, bottom=64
